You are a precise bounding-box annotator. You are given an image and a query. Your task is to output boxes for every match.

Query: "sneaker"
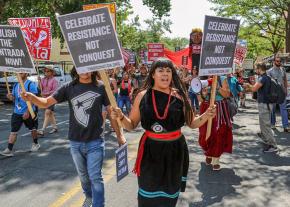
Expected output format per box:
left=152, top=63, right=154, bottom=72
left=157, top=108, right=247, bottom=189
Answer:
left=263, top=145, right=278, bottom=153
left=271, top=125, right=276, bottom=130
left=82, top=197, right=92, bottom=207
left=284, top=127, right=290, bottom=132
left=30, top=143, right=40, bottom=152
left=0, top=148, right=14, bottom=157
left=48, top=128, right=58, bottom=134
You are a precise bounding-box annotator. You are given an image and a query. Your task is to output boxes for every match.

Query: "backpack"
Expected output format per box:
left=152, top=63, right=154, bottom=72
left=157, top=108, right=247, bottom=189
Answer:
left=266, top=75, right=286, bottom=104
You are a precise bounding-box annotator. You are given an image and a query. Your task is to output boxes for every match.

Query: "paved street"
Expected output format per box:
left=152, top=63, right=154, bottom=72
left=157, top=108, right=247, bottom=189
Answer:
left=1, top=97, right=290, bottom=207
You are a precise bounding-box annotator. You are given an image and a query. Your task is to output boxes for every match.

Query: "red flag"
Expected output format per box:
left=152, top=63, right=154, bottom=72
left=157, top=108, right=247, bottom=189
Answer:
left=164, top=47, right=192, bottom=69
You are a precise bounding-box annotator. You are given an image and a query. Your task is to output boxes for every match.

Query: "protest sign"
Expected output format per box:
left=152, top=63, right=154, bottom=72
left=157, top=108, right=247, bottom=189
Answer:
left=8, top=17, right=52, bottom=60
left=199, top=16, right=240, bottom=76
left=129, top=51, right=136, bottom=64
left=83, top=3, right=116, bottom=29
left=115, top=143, right=129, bottom=182
left=147, top=43, right=164, bottom=62
left=57, top=7, right=124, bottom=74
left=0, top=25, right=35, bottom=73
left=234, top=39, right=247, bottom=66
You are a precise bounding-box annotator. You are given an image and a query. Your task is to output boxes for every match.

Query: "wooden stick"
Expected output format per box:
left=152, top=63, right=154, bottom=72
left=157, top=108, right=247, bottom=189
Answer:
left=16, top=74, right=36, bottom=119
left=4, top=72, right=10, bottom=94
left=206, top=75, right=217, bottom=140
left=98, top=70, right=122, bottom=128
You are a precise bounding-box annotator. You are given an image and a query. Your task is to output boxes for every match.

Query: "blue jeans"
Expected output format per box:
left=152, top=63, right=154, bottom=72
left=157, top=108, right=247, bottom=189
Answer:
left=189, top=92, right=199, bottom=110
left=271, top=99, right=289, bottom=128
left=118, top=95, right=131, bottom=114
left=70, top=139, right=105, bottom=207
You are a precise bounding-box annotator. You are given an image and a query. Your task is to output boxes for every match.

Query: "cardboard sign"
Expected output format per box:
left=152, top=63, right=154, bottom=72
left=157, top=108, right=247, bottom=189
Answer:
left=129, top=52, right=136, bottom=64
left=147, top=43, right=164, bottom=62
left=83, top=3, right=116, bottom=29
left=199, top=16, right=240, bottom=76
left=234, top=39, right=247, bottom=66
left=8, top=17, right=52, bottom=60
left=57, top=8, right=124, bottom=74
left=115, top=143, right=129, bottom=182
left=0, top=26, right=35, bottom=73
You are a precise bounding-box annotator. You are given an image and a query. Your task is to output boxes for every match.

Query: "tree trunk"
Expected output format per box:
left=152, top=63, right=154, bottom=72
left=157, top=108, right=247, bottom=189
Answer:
left=286, top=4, right=290, bottom=53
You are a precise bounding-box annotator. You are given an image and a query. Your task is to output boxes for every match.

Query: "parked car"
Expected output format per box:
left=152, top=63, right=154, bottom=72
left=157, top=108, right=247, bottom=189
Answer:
left=0, top=64, right=71, bottom=102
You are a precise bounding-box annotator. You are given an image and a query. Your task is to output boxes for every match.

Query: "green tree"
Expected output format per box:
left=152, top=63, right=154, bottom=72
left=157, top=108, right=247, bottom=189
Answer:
left=161, top=37, right=189, bottom=51
left=0, top=0, right=172, bottom=39
left=208, top=0, right=290, bottom=54
left=143, top=17, right=172, bottom=43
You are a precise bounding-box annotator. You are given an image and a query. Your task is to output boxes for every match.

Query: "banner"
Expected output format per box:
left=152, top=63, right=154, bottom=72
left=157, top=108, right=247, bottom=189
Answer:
left=8, top=17, right=51, bottom=60
left=199, top=16, right=240, bottom=76
left=234, top=39, right=247, bottom=66
left=115, top=143, right=129, bottom=182
left=147, top=43, right=164, bottom=62
left=164, top=47, right=192, bottom=69
left=83, top=3, right=116, bottom=29
left=0, top=26, right=35, bottom=73
left=57, top=8, right=124, bottom=74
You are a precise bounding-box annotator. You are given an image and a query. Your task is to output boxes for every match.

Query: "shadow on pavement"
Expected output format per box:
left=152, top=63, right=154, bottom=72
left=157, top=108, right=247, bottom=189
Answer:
left=189, top=163, right=242, bottom=207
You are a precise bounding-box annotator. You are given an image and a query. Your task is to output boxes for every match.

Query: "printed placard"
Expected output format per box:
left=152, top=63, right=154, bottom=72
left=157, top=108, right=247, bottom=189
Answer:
left=0, top=25, right=35, bottom=73
left=199, top=16, right=240, bottom=76
left=147, top=43, right=164, bottom=62
left=57, top=7, right=124, bottom=74
left=115, top=143, right=129, bottom=182
left=8, top=17, right=52, bottom=60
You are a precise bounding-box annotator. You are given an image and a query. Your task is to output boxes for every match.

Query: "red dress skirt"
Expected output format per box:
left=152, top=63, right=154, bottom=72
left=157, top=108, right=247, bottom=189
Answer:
left=199, top=100, right=233, bottom=157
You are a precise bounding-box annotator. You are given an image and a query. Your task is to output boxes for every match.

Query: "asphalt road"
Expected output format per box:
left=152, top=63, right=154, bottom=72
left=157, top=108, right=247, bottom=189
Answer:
left=1, top=98, right=290, bottom=207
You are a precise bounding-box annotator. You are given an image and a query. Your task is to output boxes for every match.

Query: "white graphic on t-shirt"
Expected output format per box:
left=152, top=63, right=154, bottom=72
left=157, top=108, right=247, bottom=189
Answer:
left=71, top=91, right=100, bottom=127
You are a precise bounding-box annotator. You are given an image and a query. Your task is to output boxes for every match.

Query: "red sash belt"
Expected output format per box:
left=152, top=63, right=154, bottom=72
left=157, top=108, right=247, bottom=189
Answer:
left=133, top=130, right=182, bottom=176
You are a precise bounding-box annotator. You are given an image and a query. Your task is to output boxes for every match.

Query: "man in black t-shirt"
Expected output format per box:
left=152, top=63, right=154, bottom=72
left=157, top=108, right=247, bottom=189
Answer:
left=21, top=67, right=126, bottom=207
left=245, top=63, right=278, bottom=153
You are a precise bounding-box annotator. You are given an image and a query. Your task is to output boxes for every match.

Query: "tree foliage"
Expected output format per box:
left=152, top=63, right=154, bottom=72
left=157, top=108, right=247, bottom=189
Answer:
left=208, top=0, right=290, bottom=55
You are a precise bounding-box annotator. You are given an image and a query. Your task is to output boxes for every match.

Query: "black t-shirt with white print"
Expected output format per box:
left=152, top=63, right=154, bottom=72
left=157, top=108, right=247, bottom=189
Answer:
left=53, top=81, right=109, bottom=142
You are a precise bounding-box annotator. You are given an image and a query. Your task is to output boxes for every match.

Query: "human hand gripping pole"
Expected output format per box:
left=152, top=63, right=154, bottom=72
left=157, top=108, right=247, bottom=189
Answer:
left=98, top=70, right=126, bottom=146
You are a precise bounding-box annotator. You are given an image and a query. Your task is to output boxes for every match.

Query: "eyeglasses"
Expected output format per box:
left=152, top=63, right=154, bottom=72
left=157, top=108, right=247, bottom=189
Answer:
left=275, top=60, right=281, bottom=63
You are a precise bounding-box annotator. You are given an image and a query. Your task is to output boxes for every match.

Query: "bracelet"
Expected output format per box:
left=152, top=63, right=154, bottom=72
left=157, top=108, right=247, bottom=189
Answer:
left=120, top=114, right=125, bottom=121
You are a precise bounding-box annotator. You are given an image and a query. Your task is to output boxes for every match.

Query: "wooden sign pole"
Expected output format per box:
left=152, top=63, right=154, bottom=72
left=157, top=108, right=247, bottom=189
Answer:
left=99, top=70, right=123, bottom=129
left=16, top=74, right=36, bottom=119
left=206, top=75, right=217, bottom=140
left=4, top=72, right=10, bottom=94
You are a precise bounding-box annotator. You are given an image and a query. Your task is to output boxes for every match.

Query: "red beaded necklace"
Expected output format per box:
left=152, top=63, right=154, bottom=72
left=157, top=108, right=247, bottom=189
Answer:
left=152, top=89, right=172, bottom=120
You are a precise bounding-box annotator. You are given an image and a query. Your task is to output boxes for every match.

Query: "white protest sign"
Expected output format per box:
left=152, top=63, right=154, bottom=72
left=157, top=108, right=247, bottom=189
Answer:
left=199, top=16, right=240, bottom=76
left=57, top=7, right=124, bottom=74
left=0, top=25, right=35, bottom=73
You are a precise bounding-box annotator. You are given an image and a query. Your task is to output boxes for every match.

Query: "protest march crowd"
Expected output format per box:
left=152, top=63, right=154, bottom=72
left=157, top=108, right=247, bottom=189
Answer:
left=0, top=6, right=289, bottom=207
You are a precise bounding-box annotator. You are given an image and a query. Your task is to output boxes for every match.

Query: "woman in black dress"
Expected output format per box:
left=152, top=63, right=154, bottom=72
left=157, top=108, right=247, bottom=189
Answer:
left=111, top=58, right=216, bottom=207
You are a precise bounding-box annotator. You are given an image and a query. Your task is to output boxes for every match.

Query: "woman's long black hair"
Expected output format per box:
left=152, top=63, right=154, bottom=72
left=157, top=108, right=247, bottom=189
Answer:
left=70, top=66, right=99, bottom=85
left=139, top=58, right=193, bottom=125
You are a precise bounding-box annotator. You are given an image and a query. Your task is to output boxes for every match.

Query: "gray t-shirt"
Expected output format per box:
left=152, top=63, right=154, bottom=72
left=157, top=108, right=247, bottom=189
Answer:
left=267, top=66, right=287, bottom=89
left=53, top=81, right=109, bottom=142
